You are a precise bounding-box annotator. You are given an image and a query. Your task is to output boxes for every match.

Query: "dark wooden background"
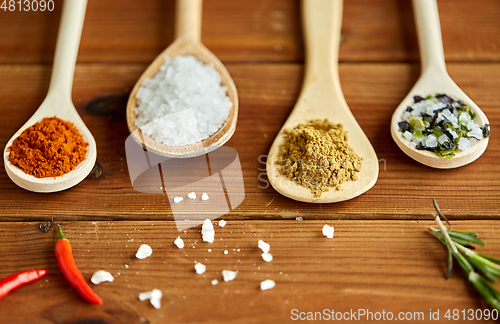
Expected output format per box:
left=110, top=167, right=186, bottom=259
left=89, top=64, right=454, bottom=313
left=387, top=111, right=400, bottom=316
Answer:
left=1, top=0, right=499, bottom=323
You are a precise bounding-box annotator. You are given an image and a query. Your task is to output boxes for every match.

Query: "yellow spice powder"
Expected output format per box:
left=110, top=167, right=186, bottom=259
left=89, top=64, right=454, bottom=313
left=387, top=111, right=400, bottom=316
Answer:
left=276, top=119, right=362, bottom=197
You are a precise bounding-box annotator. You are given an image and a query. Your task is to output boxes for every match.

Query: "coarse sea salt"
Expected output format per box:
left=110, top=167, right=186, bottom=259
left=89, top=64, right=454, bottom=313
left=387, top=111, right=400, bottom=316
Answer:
left=194, top=262, right=206, bottom=274
left=222, top=270, right=238, bottom=282
left=188, top=192, right=196, bottom=199
left=174, top=197, right=183, bottom=203
left=202, top=193, right=210, bottom=201
left=218, top=220, right=226, bottom=227
left=202, top=219, right=215, bottom=243
left=262, top=252, right=273, bottom=262
left=260, top=279, right=276, bottom=291
left=91, top=270, right=114, bottom=285
left=211, top=279, right=219, bottom=285
left=322, top=225, right=334, bottom=239
left=134, top=55, right=233, bottom=147
left=136, top=244, right=153, bottom=259
left=258, top=240, right=270, bottom=253
left=174, top=237, right=184, bottom=249
left=139, top=289, right=162, bottom=309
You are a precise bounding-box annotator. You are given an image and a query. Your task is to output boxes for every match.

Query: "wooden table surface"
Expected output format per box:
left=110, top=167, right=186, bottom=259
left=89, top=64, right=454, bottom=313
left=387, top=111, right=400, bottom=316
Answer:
left=1, top=0, right=499, bottom=323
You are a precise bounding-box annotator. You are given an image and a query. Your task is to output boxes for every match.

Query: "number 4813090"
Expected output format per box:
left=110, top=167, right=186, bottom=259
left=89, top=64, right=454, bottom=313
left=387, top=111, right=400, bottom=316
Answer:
left=1, top=0, right=54, bottom=11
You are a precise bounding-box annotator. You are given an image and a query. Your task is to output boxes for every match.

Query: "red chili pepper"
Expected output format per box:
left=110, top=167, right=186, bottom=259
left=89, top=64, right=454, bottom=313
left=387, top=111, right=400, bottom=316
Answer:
left=55, top=225, right=103, bottom=305
left=0, top=269, right=48, bottom=301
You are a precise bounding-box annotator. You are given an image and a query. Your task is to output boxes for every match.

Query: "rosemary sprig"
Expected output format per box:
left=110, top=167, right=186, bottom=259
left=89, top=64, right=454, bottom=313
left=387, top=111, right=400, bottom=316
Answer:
left=427, top=199, right=500, bottom=312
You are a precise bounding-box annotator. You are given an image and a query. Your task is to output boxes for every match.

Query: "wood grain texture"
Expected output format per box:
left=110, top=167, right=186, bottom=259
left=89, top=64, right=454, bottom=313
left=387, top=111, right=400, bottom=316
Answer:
left=0, top=63, right=498, bottom=221
left=1, top=0, right=500, bottom=64
left=0, top=220, right=499, bottom=323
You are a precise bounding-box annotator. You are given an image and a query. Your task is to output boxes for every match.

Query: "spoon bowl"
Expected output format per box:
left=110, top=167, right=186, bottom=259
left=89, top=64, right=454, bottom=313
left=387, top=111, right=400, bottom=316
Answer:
left=3, top=0, right=96, bottom=193
left=126, top=0, right=238, bottom=158
left=391, top=0, right=489, bottom=169
left=266, top=0, right=378, bottom=203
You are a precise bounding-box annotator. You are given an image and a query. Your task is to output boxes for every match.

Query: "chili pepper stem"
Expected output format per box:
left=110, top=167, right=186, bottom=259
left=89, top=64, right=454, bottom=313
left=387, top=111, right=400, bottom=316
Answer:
left=57, top=224, right=66, bottom=240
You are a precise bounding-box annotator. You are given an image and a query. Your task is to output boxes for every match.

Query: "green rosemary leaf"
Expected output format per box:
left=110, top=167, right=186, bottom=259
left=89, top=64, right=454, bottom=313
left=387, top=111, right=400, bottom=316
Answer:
left=449, top=231, right=485, bottom=246
left=467, top=256, right=499, bottom=283
left=469, top=273, right=500, bottom=312
left=478, top=254, right=500, bottom=265
left=446, top=246, right=453, bottom=280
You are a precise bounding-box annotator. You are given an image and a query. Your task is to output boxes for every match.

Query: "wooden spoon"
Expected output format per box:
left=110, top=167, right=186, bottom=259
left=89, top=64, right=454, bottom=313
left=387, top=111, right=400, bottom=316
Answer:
left=3, top=0, right=96, bottom=193
left=266, top=0, right=379, bottom=203
left=126, top=0, right=238, bottom=158
left=391, top=0, right=489, bottom=168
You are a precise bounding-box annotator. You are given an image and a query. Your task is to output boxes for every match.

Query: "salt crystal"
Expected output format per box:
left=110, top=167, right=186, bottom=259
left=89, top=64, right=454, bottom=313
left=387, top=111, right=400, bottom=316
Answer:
left=134, top=56, right=233, bottom=147
left=194, top=262, right=206, bottom=274
left=211, top=279, right=219, bottom=285
left=262, top=253, right=273, bottom=262
left=136, top=244, right=153, bottom=259
left=458, top=137, right=471, bottom=150
left=403, top=131, right=413, bottom=141
left=139, top=289, right=162, bottom=309
left=459, top=112, right=471, bottom=124
left=202, top=219, right=215, bottom=243
left=202, top=193, right=209, bottom=201
left=174, top=237, right=184, bottom=249
left=187, top=192, right=196, bottom=199
left=174, top=197, right=183, bottom=203
left=447, top=128, right=459, bottom=139
left=218, top=220, right=226, bottom=227
left=258, top=240, right=270, bottom=253
left=295, top=216, right=303, bottom=221
left=438, top=134, right=449, bottom=145
left=224, top=250, right=228, bottom=255
left=426, top=134, right=438, bottom=148
left=91, top=270, right=114, bottom=285
left=322, top=225, right=334, bottom=239
left=260, top=279, right=276, bottom=291
left=222, top=270, right=238, bottom=282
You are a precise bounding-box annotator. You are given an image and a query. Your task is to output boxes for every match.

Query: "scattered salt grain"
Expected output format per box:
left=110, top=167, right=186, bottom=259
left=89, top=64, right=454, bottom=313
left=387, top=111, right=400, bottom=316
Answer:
left=222, top=270, right=238, bottom=282
left=258, top=240, right=270, bottom=253
left=202, top=219, right=215, bottom=243
left=174, top=237, right=184, bottom=249
left=202, top=193, right=210, bottom=201
left=211, top=279, right=219, bottom=285
left=322, top=225, right=334, bottom=239
left=136, top=244, right=153, bottom=259
left=262, top=253, right=273, bottom=262
left=260, top=279, right=276, bottom=291
left=139, top=289, right=162, bottom=309
left=194, top=262, right=206, bottom=274
left=224, top=250, right=228, bottom=255
left=91, top=270, right=114, bottom=285
left=295, top=216, right=303, bottom=221
left=188, top=192, right=196, bottom=199
left=134, top=55, right=233, bottom=147
left=174, top=197, right=183, bottom=203
left=218, top=220, right=226, bottom=227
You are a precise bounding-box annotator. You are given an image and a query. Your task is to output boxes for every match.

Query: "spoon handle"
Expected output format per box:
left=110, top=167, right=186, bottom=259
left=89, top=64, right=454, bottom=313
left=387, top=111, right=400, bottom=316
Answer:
left=175, top=0, right=202, bottom=42
left=301, top=0, right=343, bottom=89
left=412, top=0, right=447, bottom=73
left=47, top=0, right=88, bottom=101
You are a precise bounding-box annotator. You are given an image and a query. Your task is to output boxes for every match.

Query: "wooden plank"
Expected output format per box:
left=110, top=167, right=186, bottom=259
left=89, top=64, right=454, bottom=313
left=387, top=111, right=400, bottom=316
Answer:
left=0, top=0, right=499, bottom=64
left=0, top=62, right=499, bottom=221
left=0, top=220, right=499, bottom=323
